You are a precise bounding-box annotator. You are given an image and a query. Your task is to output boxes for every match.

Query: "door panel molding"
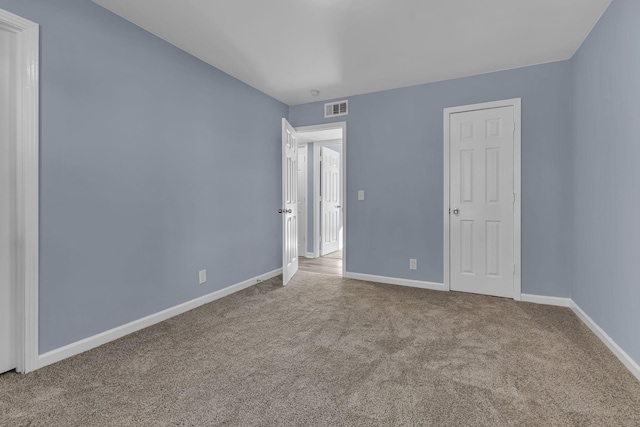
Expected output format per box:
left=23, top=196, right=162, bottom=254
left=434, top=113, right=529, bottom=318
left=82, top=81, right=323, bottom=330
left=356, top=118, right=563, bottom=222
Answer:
left=0, top=8, right=39, bottom=373
left=444, top=98, right=521, bottom=300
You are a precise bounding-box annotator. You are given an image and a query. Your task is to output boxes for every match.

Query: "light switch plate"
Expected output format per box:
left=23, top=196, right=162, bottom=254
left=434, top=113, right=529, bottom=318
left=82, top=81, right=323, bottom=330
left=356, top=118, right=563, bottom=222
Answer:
left=358, top=190, right=365, bottom=201
left=409, top=259, right=417, bottom=270
left=199, top=269, right=207, bottom=284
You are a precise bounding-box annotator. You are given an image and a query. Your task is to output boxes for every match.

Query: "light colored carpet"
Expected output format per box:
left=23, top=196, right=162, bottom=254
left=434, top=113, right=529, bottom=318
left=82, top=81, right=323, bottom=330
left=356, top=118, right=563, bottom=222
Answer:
left=1, top=271, right=639, bottom=426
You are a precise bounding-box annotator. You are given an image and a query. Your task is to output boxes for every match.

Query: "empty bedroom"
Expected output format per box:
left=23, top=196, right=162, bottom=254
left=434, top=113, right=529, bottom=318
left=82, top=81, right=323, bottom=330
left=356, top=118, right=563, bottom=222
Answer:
left=0, top=0, right=638, bottom=425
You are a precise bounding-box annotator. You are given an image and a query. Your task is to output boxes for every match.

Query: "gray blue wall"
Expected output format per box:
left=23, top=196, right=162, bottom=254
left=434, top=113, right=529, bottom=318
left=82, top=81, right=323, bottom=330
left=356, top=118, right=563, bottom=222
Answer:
left=0, top=0, right=287, bottom=353
left=290, top=62, right=574, bottom=296
left=572, top=0, right=640, bottom=365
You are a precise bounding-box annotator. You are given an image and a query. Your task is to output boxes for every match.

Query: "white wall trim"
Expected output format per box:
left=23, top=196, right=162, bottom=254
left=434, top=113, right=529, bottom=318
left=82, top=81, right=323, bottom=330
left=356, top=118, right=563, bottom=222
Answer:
left=0, top=8, right=40, bottom=374
left=344, top=272, right=445, bottom=292
left=304, top=252, right=317, bottom=259
left=313, top=143, right=321, bottom=257
left=38, top=268, right=282, bottom=370
left=521, top=294, right=572, bottom=307
left=520, top=294, right=639, bottom=382
left=443, top=98, right=522, bottom=301
left=297, top=142, right=308, bottom=260
left=570, top=301, right=640, bottom=382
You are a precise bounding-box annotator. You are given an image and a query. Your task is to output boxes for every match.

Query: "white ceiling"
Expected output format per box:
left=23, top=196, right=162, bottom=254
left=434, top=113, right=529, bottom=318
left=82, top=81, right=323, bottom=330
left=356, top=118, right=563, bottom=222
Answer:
left=92, top=0, right=611, bottom=106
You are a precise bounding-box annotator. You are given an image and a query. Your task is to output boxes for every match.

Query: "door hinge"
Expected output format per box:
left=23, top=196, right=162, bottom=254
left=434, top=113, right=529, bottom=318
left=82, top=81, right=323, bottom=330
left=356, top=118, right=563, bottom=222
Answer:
left=513, top=264, right=516, bottom=274
left=513, top=193, right=516, bottom=204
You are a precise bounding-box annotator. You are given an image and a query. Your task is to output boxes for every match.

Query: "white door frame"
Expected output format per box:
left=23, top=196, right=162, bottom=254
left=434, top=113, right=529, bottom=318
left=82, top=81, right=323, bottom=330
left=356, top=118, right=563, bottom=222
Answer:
left=296, top=143, right=308, bottom=258
left=0, top=8, right=39, bottom=373
left=295, top=122, right=346, bottom=277
left=443, top=98, right=521, bottom=301
left=312, top=142, right=320, bottom=257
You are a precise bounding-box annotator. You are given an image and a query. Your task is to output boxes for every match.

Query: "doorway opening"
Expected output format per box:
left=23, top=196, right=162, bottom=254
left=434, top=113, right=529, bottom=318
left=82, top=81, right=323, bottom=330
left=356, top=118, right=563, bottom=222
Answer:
left=293, top=122, right=346, bottom=278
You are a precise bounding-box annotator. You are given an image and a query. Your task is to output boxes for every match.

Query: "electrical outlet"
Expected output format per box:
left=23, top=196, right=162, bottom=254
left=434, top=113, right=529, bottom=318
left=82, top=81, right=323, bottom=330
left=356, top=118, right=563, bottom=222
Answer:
left=409, top=259, right=417, bottom=270
left=358, top=190, right=365, bottom=200
left=199, top=269, right=207, bottom=285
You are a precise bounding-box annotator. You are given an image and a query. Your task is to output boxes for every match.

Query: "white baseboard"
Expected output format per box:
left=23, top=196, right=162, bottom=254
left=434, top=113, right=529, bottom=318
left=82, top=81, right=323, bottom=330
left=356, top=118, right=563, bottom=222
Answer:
left=36, top=269, right=640, bottom=383
left=37, top=268, right=283, bottom=370
left=521, top=294, right=572, bottom=307
left=304, top=252, right=316, bottom=259
left=521, top=294, right=639, bottom=381
left=570, top=301, right=640, bottom=382
left=344, top=272, right=445, bottom=292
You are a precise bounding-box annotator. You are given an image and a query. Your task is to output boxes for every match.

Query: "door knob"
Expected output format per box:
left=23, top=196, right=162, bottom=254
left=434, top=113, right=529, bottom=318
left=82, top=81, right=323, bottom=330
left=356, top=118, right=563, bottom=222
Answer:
left=278, top=209, right=283, bottom=214
left=286, top=209, right=292, bottom=213
left=452, top=208, right=460, bottom=215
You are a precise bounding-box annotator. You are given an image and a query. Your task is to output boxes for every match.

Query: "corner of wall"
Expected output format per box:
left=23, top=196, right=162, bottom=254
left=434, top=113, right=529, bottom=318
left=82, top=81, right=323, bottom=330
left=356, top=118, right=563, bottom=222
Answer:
left=568, top=56, right=576, bottom=300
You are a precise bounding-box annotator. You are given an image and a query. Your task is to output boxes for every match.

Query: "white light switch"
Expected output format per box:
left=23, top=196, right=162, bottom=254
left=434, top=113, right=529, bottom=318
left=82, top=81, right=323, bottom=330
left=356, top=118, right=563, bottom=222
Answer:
left=199, top=270, right=207, bottom=285
left=358, top=190, right=365, bottom=201
left=409, top=259, right=417, bottom=270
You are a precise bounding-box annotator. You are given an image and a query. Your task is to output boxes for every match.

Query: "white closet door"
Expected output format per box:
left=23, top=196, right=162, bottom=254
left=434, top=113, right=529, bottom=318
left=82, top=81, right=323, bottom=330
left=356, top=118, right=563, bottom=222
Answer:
left=450, top=106, right=515, bottom=298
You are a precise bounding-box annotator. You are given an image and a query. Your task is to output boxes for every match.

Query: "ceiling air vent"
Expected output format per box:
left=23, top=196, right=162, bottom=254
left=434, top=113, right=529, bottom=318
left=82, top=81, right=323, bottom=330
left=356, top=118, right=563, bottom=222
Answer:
left=324, top=100, right=348, bottom=118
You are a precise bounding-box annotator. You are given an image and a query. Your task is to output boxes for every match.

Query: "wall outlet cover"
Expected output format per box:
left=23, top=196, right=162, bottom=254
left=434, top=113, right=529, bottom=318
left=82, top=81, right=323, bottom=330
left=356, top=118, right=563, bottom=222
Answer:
left=409, top=259, right=417, bottom=270
left=199, top=270, right=207, bottom=284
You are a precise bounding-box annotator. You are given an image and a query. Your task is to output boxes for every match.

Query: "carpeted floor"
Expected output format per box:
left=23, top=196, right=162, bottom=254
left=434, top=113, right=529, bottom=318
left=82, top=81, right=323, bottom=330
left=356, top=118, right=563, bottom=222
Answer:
left=1, top=271, right=639, bottom=426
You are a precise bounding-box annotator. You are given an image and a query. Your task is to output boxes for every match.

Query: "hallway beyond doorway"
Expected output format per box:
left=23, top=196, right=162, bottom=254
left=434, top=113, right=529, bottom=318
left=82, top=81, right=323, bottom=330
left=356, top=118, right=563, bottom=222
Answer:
left=299, top=251, right=342, bottom=276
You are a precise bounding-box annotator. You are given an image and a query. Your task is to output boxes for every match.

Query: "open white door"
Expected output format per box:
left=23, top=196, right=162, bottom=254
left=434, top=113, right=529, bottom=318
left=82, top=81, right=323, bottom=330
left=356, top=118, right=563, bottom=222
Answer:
left=321, top=147, right=340, bottom=256
left=281, top=119, right=299, bottom=285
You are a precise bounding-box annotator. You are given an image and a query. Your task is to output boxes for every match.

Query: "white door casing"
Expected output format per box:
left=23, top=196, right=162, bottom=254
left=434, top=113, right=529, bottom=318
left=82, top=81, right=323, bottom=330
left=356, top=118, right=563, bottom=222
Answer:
left=0, top=27, right=16, bottom=374
left=0, top=8, right=39, bottom=373
left=282, top=119, right=299, bottom=285
left=321, top=147, right=340, bottom=256
left=444, top=99, right=521, bottom=300
left=297, top=146, right=307, bottom=258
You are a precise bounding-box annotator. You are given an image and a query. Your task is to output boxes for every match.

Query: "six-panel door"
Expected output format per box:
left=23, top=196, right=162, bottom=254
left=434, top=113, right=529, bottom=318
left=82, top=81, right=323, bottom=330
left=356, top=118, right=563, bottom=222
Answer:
left=321, top=147, right=340, bottom=256
left=450, top=106, right=515, bottom=298
left=282, top=119, right=299, bottom=285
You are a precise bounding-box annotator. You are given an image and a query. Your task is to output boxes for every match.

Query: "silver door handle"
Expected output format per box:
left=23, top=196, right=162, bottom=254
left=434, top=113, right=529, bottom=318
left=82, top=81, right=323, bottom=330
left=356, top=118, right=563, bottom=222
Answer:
left=278, top=209, right=283, bottom=214
left=278, top=208, right=292, bottom=214
left=286, top=209, right=292, bottom=213
left=452, top=208, right=460, bottom=215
